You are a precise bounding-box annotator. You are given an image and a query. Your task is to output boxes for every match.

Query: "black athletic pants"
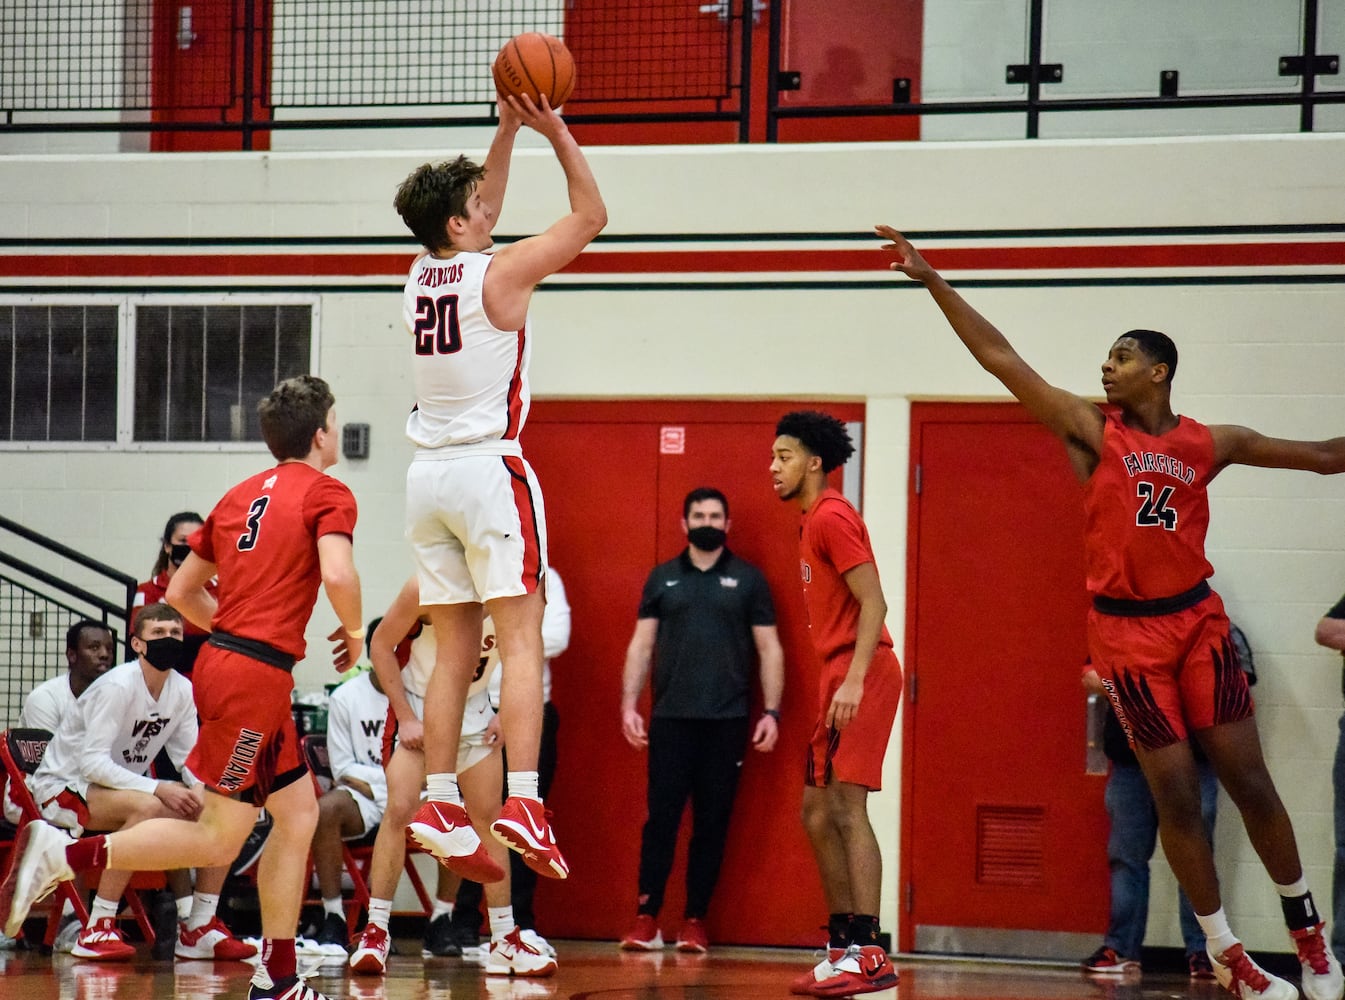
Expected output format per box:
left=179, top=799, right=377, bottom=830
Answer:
left=637, top=715, right=751, bottom=920
left=454, top=699, right=559, bottom=931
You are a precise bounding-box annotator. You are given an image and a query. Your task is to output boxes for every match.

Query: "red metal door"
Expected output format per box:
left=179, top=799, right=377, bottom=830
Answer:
left=900, top=402, right=1108, bottom=956
left=523, top=400, right=861, bottom=945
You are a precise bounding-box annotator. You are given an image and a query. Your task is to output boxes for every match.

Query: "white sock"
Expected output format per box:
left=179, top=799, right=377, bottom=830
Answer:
left=188, top=892, right=220, bottom=931
left=176, top=895, right=192, bottom=923
left=507, top=771, right=540, bottom=801
left=323, top=897, right=344, bottom=919
left=89, top=895, right=120, bottom=924
left=432, top=899, right=454, bottom=921
left=368, top=899, right=393, bottom=931
left=489, top=906, right=514, bottom=941
left=426, top=773, right=462, bottom=806
left=1276, top=878, right=1310, bottom=898
left=1197, top=908, right=1238, bottom=957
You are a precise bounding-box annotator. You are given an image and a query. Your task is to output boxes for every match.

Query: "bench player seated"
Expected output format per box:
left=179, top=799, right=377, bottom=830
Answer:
left=349, top=574, right=556, bottom=977
left=19, top=603, right=254, bottom=962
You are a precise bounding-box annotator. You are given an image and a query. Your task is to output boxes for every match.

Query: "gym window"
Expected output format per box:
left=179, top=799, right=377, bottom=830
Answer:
left=0, top=296, right=319, bottom=449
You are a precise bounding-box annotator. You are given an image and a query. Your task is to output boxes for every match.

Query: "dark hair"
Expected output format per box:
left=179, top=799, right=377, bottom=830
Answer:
left=365, top=616, right=383, bottom=660
left=1122, top=329, right=1178, bottom=383
left=682, top=487, right=728, bottom=520
left=66, top=618, right=112, bottom=653
left=258, top=375, right=335, bottom=461
left=394, top=155, right=488, bottom=253
left=775, top=411, right=855, bottom=474
left=151, top=510, right=204, bottom=578
left=134, top=602, right=183, bottom=637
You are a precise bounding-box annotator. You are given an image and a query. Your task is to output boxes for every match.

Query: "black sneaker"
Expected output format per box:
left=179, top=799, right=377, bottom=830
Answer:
left=314, top=912, right=348, bottom=949
left=232, top=812, right=274, bottom=877
left=423, top=913, right=462, bottom=957
left=450, top=921, right=482, bottom=952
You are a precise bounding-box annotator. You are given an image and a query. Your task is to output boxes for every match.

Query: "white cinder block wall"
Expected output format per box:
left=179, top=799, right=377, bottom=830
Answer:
left=2, top=133, right=1345, bottom=950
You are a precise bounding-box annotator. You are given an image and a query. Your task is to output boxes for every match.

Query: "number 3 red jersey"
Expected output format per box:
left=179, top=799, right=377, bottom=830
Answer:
left=190, top=462, right=358, bottom=658
left=1083, top=410, right=1215, bottom=601
left=403, top=251, right=530, bottom=450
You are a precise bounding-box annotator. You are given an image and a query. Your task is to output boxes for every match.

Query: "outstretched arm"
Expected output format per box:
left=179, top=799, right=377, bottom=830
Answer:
left=484, top=95, right=607, bottom=329
left=1211, top=424, right=1345, bottom=475
left=878, top=225, right=1105, bottom=478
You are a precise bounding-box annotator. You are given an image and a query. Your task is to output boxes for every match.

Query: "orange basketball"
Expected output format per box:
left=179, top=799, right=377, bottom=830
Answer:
left=493, top=32, right=576, bottom=108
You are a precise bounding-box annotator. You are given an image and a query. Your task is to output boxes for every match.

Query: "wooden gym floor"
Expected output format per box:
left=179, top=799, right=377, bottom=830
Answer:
left=0, top=937, right=1227, bottom=1000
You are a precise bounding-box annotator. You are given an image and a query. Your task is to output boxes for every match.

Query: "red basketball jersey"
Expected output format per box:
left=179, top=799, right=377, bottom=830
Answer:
left=1083, top=410, right=1215, bottom=601
left=190, top=462, right=358, bottom=658
left=799, top=488, right=894, bottom=665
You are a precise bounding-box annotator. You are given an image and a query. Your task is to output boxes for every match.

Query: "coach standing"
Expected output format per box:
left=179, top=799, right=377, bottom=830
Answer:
left=618, top=486, right=784, bottom=954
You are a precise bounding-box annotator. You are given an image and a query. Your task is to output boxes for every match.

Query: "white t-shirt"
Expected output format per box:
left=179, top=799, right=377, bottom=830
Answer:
left=325, top=671, right=389, bottom=812
left=29, top=660, right=197, bottom=800
left=403, top=251, right=532, bottom=450
left=18, top=674, right=76, bottom=733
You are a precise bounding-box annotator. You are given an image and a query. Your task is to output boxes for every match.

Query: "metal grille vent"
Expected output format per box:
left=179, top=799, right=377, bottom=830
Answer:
left=976, top=805, right=1045, bottom=887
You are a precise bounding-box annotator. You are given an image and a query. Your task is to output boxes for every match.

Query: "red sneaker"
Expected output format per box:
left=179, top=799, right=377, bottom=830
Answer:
left=792, top=949, right=845, bottom=995
left=349, top=923, right=391, bottom=975
left=407, top=801, right=504, bottom=883
left=176, top=916, right=259, bottom=961
left=1290, top=923, right=1344, bottom=1000
left=675, top=918, right=709, bottom=953
left=810, top=944, right=899, bottom=997
left=490, top=797, right=569, bottom=880
left=71, top=917, right=137, bottom=961
left=619, top=914, right=663, bottom=951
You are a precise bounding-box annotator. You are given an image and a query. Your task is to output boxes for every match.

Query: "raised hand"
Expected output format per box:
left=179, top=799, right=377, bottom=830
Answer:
left=875, top=224, right=936, bottom=283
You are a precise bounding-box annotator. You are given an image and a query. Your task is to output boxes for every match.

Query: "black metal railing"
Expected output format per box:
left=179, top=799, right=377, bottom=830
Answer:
left=0, top=1, right=1339, bottom=147
left=0, top=514, right=137, bottom=723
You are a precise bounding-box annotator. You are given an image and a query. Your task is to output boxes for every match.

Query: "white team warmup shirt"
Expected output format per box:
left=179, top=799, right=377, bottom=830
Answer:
left=29, top=659, right=197, bottom=806
left=18, top=674, right=77, bottom=733
left=325, top=671, right=390, bottom=815
left=403, top=251, right=532, bottom=453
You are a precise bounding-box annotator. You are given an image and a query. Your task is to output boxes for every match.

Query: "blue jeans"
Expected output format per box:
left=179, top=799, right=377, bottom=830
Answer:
left=1104, top=760, right=1218, bottom=959
left=1332, top=712, right=1345, bottom=955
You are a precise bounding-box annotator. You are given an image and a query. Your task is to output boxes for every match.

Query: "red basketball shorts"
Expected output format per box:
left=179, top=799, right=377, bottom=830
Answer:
left=806, top=646, right=903, bottom=791
left=187, top=646, right=305, bottom=804
left=1088, top=592, right=1254, bottom=752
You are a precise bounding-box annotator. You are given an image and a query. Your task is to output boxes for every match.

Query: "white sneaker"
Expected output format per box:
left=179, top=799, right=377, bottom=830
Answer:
left=349, top=923, right=391, bottom=975
left=1209, top=943, right=1299, bottom=1000
left=486, top=926, right=558, bottom=977
left=519, top=930, right=556, bottom=958
left=0, top=819, right=76, bottom=937
left=1292, top=924, right=1345, bottom=1000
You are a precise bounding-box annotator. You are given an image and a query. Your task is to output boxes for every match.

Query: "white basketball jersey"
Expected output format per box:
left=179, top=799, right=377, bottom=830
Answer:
left=402, top=621, right=496, bottom=702
left=403, top=251, right=531, bottom=450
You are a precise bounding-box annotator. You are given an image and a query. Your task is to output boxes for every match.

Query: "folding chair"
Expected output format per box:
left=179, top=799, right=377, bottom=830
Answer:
left=299, top=733, right=432, bottom=930
left=0, top=727, right=159, bottom=947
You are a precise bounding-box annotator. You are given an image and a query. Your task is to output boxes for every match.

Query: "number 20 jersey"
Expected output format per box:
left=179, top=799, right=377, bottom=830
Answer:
left=403, top=251, right=531, bottom=451
left=1083, top=409, right=1215, bottom=602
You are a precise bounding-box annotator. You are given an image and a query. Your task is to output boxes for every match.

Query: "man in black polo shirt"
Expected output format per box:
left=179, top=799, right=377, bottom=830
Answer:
left=619, top=486, right=784, bottom=954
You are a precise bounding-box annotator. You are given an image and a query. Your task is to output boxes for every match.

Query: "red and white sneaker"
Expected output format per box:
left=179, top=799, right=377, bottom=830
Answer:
left=176, top=916, right=259, bottom=961
left=486, top=926, right=558, bottom=977
left=0, top=819, right=76, bottom=937
left=349, top=923, right=391, bottom=975
left=1209, top=943, right=1298, bottom=1000
left=1291, top=923, right=1344, bottom=1000
left=247, top=966, right=336, bottom=1000
left=619, top=914, right=663, bottom=951
left=71, top=916, right=137, bottom=961
left=809, top=944, right=899, bottom=997
left=675, top=918, right=709, bottom=953
left=791, top=948, right=845, bottom=995
left=406, top=801, right=505, bottom=883
left=490, top=797, right=569, bottom=880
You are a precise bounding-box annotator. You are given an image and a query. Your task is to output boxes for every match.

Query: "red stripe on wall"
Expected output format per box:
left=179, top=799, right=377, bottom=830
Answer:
left=2, top=242, right=1345, bottom=280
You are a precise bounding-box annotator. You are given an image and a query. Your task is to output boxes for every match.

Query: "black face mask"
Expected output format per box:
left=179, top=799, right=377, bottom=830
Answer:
left=142, top=636, right=188, bottom=673
left=686, top=525, right=727, bottom=552
left=170, top=543, right=193, bottom=567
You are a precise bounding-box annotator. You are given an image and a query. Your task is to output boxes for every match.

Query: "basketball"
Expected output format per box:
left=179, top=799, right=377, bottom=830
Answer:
left=493, top=32, right=576, bottom=108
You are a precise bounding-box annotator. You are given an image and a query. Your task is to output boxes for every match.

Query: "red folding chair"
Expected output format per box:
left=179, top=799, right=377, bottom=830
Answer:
left=0, top=727, right=159, bottom=947
left=300, top=733, right=432, bottom=930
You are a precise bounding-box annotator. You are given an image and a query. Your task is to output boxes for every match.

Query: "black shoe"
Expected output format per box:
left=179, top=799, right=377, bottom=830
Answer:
left=423, top=913, right=462, bottom=957
left=150, top=890, right=180, bottom=960
left=450, top=921, right=482, bottom=951
left=232, top=812, right=273, bottom=877
left=314, top=912, right=348, bottom=949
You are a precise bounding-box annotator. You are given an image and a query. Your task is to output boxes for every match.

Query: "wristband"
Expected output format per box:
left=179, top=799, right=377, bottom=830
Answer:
left=347, top=626, right=366, bottom=640
left=763, top=709, right=780, bottom=721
